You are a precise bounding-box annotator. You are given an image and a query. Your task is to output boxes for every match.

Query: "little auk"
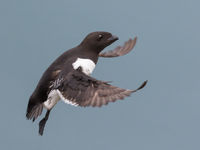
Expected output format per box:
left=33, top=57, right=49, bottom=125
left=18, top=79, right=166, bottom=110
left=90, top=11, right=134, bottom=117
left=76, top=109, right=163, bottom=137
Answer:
left=26, top=31, right=147, bottom=135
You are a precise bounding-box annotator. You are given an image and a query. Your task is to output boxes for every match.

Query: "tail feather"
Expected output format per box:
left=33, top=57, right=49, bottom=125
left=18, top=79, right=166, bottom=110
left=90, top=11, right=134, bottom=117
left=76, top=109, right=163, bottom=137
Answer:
left=26, top=104, right=43, bottom=122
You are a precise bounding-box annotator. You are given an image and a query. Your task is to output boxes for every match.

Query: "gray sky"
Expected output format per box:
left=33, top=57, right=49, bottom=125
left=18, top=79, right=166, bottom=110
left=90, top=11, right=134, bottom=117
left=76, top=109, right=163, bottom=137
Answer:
left=0, top=0, right=200, bottom=149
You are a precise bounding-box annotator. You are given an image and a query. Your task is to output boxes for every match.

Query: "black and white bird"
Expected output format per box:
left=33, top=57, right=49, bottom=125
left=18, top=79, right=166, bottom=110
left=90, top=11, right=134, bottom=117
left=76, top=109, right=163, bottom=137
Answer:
left=26, top=31, right=147, bottom=135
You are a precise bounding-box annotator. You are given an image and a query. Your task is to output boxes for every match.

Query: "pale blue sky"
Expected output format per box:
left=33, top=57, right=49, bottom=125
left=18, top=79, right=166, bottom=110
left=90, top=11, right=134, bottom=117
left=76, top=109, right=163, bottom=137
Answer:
left=0, top=0, right=200, bottom=149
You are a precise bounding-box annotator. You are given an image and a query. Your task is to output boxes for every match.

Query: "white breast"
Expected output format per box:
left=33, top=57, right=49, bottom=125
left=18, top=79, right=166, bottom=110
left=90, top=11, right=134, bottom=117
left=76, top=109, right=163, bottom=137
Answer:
left=72, top=58, right=96, bottom=75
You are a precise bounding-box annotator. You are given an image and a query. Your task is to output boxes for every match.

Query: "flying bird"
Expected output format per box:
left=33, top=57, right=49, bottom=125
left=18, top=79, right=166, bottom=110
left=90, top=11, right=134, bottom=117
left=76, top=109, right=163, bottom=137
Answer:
left=26, top=31, right=147, bottom=135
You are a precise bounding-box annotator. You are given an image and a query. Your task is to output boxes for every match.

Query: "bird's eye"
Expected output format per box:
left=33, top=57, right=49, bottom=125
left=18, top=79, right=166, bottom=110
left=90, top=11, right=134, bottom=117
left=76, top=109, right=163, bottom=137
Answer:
left=97, top=34, right=103, bottom=41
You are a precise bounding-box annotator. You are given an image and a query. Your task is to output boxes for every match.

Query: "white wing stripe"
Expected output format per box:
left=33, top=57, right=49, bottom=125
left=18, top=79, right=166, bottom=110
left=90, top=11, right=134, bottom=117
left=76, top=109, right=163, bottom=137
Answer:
left=56, top=89, right=78, bottom=106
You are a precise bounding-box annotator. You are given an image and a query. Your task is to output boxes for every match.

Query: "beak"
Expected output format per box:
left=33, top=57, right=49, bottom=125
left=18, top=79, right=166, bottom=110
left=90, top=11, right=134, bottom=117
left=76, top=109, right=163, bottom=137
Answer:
left=107, top=35, right=119, bottom=41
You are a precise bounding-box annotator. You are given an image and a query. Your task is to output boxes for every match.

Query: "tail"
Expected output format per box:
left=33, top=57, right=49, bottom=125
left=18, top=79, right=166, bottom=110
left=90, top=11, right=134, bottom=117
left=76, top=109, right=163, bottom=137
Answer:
left=39, top=110, right=51, bottom=136
left=26, top=99, right=43, bottom=122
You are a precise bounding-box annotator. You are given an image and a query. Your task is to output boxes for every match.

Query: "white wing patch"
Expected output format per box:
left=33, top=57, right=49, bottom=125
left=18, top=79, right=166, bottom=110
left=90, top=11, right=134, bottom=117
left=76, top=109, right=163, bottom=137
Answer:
left=57, top=89, right=78, bottom=106
left=72, top=58, right=95, bottom=75
left=43, top=89, right=78, bottom=109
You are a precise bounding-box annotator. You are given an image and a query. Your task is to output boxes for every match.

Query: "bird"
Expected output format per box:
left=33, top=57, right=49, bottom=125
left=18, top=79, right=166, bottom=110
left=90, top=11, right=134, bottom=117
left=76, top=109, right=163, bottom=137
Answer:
left=26, top=31, right=147, bottom=135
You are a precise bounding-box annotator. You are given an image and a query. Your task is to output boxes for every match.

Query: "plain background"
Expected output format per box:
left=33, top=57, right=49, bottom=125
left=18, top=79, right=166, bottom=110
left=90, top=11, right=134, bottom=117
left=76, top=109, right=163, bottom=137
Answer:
left=0, top=0, right=200, bottom=149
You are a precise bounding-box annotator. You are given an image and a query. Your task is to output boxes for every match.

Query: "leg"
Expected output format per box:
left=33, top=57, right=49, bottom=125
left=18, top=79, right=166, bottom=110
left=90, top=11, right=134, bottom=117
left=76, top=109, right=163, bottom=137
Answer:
left=39, top=109, right=51, bottom=136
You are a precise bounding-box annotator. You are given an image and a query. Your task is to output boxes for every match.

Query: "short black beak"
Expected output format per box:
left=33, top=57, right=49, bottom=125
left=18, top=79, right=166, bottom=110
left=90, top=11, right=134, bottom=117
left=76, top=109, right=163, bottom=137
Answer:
left=107, top=35, right=119, bottom=41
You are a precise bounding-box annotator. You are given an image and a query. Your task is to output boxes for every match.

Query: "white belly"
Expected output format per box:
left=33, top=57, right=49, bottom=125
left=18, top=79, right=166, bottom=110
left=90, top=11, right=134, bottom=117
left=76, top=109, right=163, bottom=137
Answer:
left=72, top=58, right=96, bottom=75
left=43, top=90, right=60, bottom=110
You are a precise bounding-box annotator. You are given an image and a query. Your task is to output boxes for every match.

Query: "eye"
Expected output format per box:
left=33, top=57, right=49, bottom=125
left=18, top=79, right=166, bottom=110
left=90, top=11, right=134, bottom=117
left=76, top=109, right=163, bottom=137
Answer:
left=97, top=34, right=103, bottom=41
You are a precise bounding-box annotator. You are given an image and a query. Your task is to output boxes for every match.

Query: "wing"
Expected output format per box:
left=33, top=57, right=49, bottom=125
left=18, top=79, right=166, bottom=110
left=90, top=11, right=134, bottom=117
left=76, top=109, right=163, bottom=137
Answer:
left=53, top=69, right=147, bottom=107
left=99, top=37, right=137, bottom=58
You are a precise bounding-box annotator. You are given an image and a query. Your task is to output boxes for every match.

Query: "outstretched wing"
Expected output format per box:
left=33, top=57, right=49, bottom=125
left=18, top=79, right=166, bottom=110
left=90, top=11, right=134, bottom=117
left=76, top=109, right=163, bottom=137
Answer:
left=53, top=69, right=147, bottom=107
left=99, top=37, right=137, bottom=58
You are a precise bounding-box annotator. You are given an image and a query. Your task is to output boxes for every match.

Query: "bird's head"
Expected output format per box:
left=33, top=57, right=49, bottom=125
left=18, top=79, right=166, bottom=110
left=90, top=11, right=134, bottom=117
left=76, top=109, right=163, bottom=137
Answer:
left=80, top=31, right=119, bottom=53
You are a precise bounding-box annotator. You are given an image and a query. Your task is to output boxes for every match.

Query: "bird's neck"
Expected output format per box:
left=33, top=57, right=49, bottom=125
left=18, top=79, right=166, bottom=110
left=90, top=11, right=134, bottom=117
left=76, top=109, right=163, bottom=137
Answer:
left=76, top=45, right=99, bottom=64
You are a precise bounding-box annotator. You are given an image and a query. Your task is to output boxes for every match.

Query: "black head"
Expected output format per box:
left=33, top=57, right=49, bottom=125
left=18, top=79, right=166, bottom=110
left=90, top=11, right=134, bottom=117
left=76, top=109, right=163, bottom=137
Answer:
left=80, top=31, right=119, bottom=53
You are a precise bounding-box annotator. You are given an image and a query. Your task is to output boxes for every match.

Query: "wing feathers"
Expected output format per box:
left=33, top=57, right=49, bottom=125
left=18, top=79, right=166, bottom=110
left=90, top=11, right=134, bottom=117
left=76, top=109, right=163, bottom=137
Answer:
left=54, top=70, right=147, bottom=108
left=99, top=37, right=137, bottom=57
